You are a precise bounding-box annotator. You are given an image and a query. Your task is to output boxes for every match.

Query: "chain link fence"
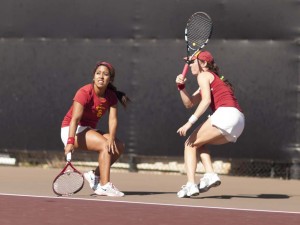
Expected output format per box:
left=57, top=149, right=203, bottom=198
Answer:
left=0, top=150, right=299, bottom=180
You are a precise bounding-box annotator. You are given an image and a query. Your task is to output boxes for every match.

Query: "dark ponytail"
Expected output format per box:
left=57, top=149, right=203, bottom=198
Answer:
left=207, top=62, right=234, bottom=92
left=107, top=83, right=131, bottom=108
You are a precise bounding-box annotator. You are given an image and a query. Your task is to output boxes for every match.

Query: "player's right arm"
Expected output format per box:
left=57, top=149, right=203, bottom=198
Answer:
left=64, top=101, right=84, bottom=155
left=176, top=74, right=201, bottom=108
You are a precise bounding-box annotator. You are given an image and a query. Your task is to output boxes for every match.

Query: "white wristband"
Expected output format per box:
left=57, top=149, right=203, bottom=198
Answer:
left=188, top=114, right=198, bottom=124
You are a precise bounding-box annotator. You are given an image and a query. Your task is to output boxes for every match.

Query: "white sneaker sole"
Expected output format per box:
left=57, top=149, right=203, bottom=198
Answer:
left=189, top=191, right=200, bottom=197
left=177, top=189, right=200, bottom=198
left=199, top=180, right=221, bottom=193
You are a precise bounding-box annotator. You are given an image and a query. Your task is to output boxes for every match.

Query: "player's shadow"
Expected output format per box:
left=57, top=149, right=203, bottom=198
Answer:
left=90, top=191, right=176, bottom=197
left=194, top=194, right=290, bottom=199
left=124, top=191, right=177, bottom=196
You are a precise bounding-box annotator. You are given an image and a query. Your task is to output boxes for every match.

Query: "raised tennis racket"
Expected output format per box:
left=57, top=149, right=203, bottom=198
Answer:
left=181, top=12, right=213, bottom=79
left=52, top=152, right=84, bottom=196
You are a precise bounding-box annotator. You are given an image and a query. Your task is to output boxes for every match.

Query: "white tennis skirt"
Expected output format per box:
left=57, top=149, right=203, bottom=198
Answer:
left=60, top=125, right=90, bottom=146
left=210, top=107, right=245, bottom=142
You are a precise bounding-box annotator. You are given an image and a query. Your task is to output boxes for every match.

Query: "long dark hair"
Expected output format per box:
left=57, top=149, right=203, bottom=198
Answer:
left=93, top=61, right=131, bottom=108
left=205, top=61, right=234, bottom=92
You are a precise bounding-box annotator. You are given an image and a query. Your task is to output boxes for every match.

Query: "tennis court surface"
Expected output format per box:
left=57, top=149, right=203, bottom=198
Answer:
left=0, top=166, right=299, bottom=225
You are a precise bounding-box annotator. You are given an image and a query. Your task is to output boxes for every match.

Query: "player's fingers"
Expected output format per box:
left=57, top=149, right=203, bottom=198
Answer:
left=64, top=147, right=73, bottom=155
left=177, top=128, right=184, bottom=136
left=176, top=76, right=186, bottom=84
left=114, top=143, right=119, bottom=154
left=106, top=144, right=111, bottom=153
left=111, top=144, right=116, bottom=154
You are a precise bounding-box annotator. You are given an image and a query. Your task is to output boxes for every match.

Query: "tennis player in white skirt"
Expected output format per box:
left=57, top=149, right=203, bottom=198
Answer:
left=176, top=50, right=245, bottom=198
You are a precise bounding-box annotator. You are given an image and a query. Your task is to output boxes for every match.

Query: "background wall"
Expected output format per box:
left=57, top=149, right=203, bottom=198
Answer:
left=0, top=0, right=299, bottom=163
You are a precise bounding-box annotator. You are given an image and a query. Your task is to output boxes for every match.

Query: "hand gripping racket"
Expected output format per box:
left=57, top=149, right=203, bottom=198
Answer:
left=181, top=12, right=213, bottom=79
left=52, top=152, right=84, bottom=196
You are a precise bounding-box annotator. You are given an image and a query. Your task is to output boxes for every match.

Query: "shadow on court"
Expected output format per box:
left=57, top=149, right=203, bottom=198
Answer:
left=196, top=194, right=290, bottom=200
left=90, top=191, right=177, bottom=196
left=123, top=191, right=177, bottom=196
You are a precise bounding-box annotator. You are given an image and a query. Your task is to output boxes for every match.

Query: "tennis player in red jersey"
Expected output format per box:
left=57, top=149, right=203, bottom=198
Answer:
left=61, top=61, right=130, bottom=197
left=175, top=51, right=245, bottom=198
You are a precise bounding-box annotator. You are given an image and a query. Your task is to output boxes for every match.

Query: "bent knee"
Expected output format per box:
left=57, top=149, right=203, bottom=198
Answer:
left=184, top=138, right=206, bottom=151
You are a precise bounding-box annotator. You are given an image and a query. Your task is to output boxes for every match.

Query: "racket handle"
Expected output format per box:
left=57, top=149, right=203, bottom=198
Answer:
left=177, top=64, right=189, bottom=90
left=66, top=152, right=72, bottom=162
left=181, top=63, right=189, bottom=78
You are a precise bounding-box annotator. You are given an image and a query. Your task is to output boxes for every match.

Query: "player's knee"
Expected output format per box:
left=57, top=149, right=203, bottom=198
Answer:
left=94, top=141, right=107, bottom=152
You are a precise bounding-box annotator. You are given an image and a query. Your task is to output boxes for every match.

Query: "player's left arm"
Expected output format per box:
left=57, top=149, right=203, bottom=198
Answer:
left=193, top=73, right=211, bottom=119
left=107, top=104, right=118, bottom=154
left=177, top=73, right=211, bottom=137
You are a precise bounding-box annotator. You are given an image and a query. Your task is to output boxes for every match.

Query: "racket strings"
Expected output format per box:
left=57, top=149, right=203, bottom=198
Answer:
left=53, top=171, right=84, bottom=195
left=187, top=14, right=212, bottom=50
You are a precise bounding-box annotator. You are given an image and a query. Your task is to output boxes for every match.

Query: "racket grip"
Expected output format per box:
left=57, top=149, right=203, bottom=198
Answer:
left=177, top=63, right=189, bottom=90
left=66, top=152, right=72, bottom=162
left=181, top=63, right=189, bottom=78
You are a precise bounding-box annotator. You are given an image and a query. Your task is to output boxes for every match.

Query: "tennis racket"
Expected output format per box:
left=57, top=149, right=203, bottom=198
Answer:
left=52, top=152, right=84, bottom=196
left=181, top=12, right=213, bottom=79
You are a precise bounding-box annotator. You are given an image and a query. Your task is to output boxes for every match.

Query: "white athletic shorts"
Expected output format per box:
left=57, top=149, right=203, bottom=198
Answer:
left=210, top=107, right=245, bottom=143
left=61, top=125, right=90, bottom=146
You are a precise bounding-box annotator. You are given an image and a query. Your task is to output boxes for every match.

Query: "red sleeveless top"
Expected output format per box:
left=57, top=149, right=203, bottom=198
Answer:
left=201, top=72, right=242, bottom=112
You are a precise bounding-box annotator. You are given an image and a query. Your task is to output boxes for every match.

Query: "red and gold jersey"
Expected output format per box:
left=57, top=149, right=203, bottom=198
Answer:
left=61, top=84, right=118, bottom=128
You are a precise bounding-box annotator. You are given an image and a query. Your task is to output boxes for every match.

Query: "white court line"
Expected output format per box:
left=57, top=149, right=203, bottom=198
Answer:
left=1, top=192, right=299, bottom=214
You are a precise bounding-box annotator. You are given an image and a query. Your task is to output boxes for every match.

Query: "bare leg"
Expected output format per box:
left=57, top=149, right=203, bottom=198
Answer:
left=185, top=117, right=229, bottom=176
left=94, top=134, right=124, bottom=177
left=184, top=144, right=198, bottom=184
left=98, top=148, right=111, bottom=184
left=199, top=149, right=214, bottom=173
left=74, top=129, right=124, bottom=185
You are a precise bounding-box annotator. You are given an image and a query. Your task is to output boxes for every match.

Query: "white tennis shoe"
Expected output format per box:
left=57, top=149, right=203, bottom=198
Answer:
left=83, top=170, right=99, bottom=191
left=177, top=182, right=199, bottom=198
left=199, top=173, right=221, bottom=193
left=94, top=182, right=125, bottom=197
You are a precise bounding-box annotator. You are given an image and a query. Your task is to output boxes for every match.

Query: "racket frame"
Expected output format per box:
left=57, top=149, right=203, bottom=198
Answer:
left=181, top=12, right=213, bottom=78
left=52, top=159, right=84, bottom=196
